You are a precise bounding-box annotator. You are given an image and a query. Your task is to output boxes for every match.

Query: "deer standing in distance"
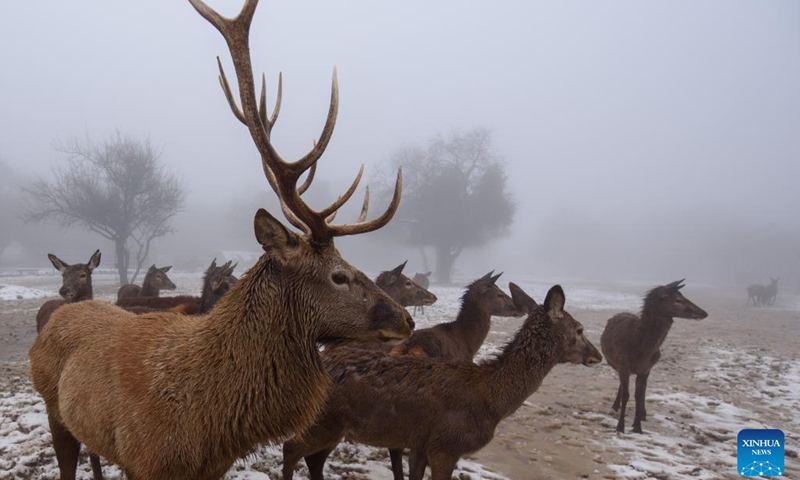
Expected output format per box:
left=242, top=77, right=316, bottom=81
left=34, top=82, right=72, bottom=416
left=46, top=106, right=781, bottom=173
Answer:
left=116, top=264, right=176, bottom=301
left=282, top=283, right=602, bottom=480
left=746, top=283, right=766, bottom=307
left=763, top=277, right=779, bottom=306
left=29, top=0, right=411, bottom=478
left=34, top=249, right=105, bottom=480
left=115, top=259, right=238, bottom=315
left=600, top=279, right=708, bottom=433
left=375, top=260, right=437, bottom=311
left=411, top=271, right=432, bottom=315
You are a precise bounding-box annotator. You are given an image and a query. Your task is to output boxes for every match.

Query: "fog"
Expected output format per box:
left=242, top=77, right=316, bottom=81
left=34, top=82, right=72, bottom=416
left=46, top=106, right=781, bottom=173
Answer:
left=2, top=1, right=799, bottom=287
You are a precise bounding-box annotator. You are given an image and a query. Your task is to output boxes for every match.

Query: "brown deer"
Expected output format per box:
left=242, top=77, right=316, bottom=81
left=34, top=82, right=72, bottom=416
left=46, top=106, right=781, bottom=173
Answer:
left=28, top=1, right=411, bottom=478
left=34, top=249, right=105, bottom=480
left=391, top=271, right=523, bottom=360
left=375, top=261, right=437, bottom=310
left=763, top=277, right=779, bottom=306
left=411, top=271, right=432, bottom=315
left=116, top=264, right=177, bottom=300
left=600, top=279, right=708, bottom=433
left=746, top=283, right=766, bottom=306
left=282, top=283, right=602, bottom=480
left=115, top=259, right=238, bottom=315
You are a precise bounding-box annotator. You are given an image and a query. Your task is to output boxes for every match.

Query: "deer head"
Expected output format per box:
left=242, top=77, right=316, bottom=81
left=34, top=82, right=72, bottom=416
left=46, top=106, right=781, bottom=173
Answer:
left=188, top=0, right=412, bottom=344
left=48, top=249, right=101, bottom=302
left=145, top=265, right=177, bottom=291
left=466, top=271, right=524, bottom=317
left=376, top=261, right=437, bottom=308
left=540, top=284, right=603, bottom=366
left=648, top=279, right=708, bottom=321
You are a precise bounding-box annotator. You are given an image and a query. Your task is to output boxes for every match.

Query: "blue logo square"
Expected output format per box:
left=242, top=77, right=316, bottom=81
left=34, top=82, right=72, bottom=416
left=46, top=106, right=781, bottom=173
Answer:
left=738, top=429, right=784, bottom=477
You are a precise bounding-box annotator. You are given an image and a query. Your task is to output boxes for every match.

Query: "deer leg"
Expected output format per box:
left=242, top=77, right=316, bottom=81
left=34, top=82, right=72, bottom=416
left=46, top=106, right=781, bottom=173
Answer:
left=615, top=372, right=630, bottom=433
left=428, top=453, right=458, bottom=480
left=612, top=386, right=621, bottom=411
left=48, top=416, right=80, bottom=480
left=639, top=371, right=651, bottom=422
left=389, top=448, right=405, bottom=480
left=304, top=447, right=336, bottom=480
left=632, top=373, right=649, bottom=433
left=408, top=449, right=428, bottom=480
left=89, top=452, right=104, bottom=480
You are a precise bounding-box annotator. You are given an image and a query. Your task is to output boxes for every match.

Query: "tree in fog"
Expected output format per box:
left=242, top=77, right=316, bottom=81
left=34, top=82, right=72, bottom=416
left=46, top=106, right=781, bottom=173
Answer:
left=378, top=128, right=515, bottom=284
left=0, top=159, right=19, bottom=262
left=23, top=133, right=185, bottom=284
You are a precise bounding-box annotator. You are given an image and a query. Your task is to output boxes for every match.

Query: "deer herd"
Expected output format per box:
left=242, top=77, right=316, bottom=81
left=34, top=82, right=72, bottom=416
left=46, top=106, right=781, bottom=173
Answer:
left=23, top=1, right=722, bottom=479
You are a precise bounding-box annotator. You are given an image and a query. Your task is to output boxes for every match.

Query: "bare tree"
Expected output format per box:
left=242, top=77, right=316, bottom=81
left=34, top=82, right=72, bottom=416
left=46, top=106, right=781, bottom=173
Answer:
left=377, top=128, right=515, bottom=283
left=23, top=133, right=185, bottom=284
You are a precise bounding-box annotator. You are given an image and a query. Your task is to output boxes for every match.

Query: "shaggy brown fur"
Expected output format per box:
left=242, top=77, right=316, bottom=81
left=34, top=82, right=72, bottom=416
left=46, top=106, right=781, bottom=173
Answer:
left=116, top=264, right=176, bottom=300
left=30, top=209, right=414, bottom=480
left=374, top=261, right=437, bottom=308
left=282, top=284, right=602, bottom=480
left=601, top=279, right=708, bottom=433
left=116, top=259, right=238, bottom=315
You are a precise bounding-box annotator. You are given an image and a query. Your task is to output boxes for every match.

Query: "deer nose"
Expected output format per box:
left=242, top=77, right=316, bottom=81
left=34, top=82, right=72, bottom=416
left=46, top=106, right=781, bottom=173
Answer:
left=59, top=286, right=69, bottom=297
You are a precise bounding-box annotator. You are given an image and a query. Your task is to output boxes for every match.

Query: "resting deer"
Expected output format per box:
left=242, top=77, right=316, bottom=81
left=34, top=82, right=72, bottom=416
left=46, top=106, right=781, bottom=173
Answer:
left=116, top=264, right=177, bottom=300
left=282, top=283, right=602, bottom=480
left=600, top=279, right=708, bottom=433
left=116, top=259, right=238, bottom=315
left=375, top=261, right=437, bottom=310
left=34, top=250, right=104, bottom=480
left=29, top=1, right=411, bottom=478
left=411, top=271, right=432, bottom=315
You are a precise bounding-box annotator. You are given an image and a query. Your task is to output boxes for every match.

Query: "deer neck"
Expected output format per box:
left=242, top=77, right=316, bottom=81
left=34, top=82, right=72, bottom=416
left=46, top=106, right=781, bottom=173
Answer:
left=73, top=285, right=94, bottom=303
left=140, top=276, right=159, bottom=297
left=180, top=256, right=331, bottom=448
left=486, top=316, right=562, bottom=419
left=449, top=296, right=493, bottom=359
left=639, top=305, right=674, bottom=351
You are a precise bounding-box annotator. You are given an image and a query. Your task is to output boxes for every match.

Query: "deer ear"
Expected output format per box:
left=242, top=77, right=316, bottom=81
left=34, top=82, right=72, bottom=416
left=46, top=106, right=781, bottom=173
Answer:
left=209, top=258, right=218, bottom=270
left=425, top=271, right=431, bottom=277
left=48, top=254, right=69, bottom=272
left=509, top=282, right=537, bottom=313
left=544, top=285, right=565, bottom=319
left=254, top=209, right=298, bottom=252
left=388, top=260, right=407, bottom=283
left=161, top=266, right=172, bottom=273
left=87, top=250, right=101, bottom=271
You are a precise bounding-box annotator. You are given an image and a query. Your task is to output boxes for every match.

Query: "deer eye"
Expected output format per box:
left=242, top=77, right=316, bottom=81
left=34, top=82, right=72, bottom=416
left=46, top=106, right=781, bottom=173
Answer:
left=405, top=280, right=412, bottom=287
left=577, top=328, right=584, bottom=336
left=331, top=272, right=349, bottom=285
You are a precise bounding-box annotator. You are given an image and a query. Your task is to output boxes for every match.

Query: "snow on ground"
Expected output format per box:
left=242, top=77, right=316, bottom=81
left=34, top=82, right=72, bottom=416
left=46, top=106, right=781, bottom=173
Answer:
left=0, top=285, right=52, bottom=302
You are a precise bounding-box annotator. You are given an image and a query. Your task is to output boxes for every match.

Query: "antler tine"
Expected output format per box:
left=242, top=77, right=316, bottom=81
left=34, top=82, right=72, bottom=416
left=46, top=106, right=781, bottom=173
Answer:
left=258, top=72, right=282, bottom=132
left=319, top=165, right=364, bottom=219
left=296, top=139, right=318, bottom=196
left=357, top=186, right=370, bottom=223
left=327, top=168, right=403, bottom=238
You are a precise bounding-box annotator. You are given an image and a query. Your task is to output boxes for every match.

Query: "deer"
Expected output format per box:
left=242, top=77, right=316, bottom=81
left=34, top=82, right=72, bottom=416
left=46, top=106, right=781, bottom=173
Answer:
left=28, top=1, right=412, bottom=478
left=763, top=277, right=779, bottom=306
left=116, top=264, right=177, bottom=301
left=282, top=283, right=603, bottom=480
left=115, top=259, right=238, bottom=315
left=746, top=283, right=766, bottom=307
left=411, top=271, right=432, bottom=315
left=600, top=279, right=708, bottom=434
left=34, top=250, right=105, bottom=480
left=375, top=261, right=437, bottom=310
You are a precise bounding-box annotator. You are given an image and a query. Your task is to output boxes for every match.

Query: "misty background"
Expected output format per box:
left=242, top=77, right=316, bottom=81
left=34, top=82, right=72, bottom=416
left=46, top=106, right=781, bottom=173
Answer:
left=1, top=1, right=798, bottom=288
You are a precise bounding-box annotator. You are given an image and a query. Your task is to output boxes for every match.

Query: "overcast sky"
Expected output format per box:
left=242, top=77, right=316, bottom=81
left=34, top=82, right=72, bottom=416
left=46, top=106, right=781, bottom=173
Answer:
left=2, top=1, right=798, bottom=284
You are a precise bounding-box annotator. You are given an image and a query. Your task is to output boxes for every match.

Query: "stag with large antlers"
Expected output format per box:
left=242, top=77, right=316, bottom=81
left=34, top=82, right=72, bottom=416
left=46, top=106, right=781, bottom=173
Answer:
left=29, top=1, right=411, bottom=479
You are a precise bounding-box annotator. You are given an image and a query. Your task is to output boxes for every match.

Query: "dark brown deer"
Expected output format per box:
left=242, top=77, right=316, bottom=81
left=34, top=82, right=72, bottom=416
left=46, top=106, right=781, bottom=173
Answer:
left=411, top=271, right=432, bottom=315
left=600, top=279, right=708, bottom=433
left=375, top=261, right=437, bottom=310
left=282, top=284, right=602, bottom=480
left=28, top=1, right=411, bottom=478
left=116, top=264, right=177, bottom=300
left=34, top=250, right=105, bottom=480
left=763, top=277, right=779, bottom=306
left=746, top=283, right=766, bottom=306
left=391, top=271, right=523, bottom=360
left=115, top=259, right=238, bottom=315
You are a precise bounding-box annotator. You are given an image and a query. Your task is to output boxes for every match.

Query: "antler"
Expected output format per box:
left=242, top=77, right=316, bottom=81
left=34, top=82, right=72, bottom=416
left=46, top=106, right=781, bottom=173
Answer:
left=189, top=0, right=402, bottom=243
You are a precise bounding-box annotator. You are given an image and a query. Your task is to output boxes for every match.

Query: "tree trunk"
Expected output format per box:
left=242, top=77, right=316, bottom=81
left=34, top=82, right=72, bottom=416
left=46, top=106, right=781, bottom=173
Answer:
left=418, top=246, right=430, bottom=273
left=434, top=244, right=462, bottom=285
left=115, top=238, right=129, bottom=285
